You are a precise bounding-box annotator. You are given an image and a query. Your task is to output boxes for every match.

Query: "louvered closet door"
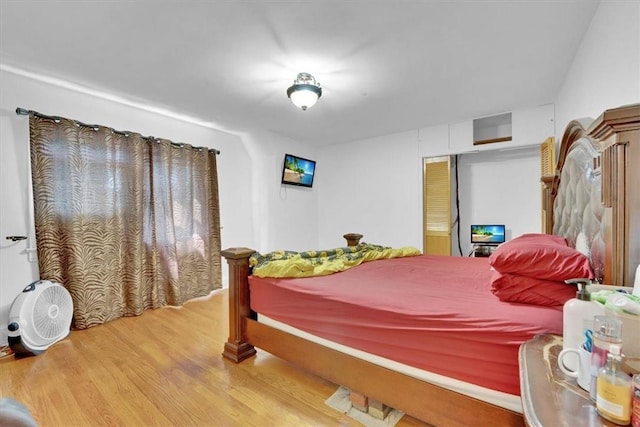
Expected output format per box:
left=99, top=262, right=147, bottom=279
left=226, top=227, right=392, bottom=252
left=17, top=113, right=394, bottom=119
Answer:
left=423, top=156, right=451, bottom=255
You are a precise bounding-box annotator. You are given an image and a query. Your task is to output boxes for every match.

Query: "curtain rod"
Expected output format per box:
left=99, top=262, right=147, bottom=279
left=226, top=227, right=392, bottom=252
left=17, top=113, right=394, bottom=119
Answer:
left=15, top=107, right=221, bottom=155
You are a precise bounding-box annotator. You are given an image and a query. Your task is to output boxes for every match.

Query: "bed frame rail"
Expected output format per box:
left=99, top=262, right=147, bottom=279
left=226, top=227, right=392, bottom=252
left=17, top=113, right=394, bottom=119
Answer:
left=246, top=318, right=522, bottom=426
left=221, top=246, right=523, bottom=426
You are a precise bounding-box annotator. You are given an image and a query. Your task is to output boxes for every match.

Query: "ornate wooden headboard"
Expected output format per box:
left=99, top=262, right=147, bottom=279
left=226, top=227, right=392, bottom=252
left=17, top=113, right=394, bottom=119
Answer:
left=542, top=104, right=640, bottom=286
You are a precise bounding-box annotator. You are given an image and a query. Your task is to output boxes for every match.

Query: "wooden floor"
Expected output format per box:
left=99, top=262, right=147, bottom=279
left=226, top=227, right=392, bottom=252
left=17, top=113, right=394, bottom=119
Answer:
left=0, top=289, right=429, bottom=427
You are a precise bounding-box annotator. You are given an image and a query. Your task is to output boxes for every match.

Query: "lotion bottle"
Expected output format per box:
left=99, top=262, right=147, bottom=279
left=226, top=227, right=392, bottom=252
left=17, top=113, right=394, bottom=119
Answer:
left=563, top=278, right=605, bottom=371
left=596, top=344, right=632, bottom=425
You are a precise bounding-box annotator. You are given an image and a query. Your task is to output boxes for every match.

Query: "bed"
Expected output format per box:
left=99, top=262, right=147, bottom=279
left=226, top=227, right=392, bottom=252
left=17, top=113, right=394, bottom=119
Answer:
left=221, top=104, right=640, bottom=427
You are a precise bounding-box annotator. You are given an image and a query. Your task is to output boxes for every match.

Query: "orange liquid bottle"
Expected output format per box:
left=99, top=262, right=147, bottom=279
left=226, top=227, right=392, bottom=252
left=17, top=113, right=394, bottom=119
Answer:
left=596, top=344, right=632, bottom=425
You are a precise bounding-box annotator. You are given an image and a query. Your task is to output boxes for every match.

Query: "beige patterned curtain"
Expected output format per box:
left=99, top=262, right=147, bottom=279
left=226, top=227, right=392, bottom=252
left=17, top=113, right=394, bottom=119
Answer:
left=29, top=113, right=221, bottom=330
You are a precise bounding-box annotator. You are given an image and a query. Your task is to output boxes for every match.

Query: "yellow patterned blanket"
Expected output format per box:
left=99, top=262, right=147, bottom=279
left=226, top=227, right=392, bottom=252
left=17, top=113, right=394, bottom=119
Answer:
left=249, top=242, right=421, bottom=278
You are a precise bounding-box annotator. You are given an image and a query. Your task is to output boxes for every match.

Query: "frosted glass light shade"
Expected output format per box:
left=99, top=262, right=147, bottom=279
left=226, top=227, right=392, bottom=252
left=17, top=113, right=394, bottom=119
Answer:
left=287, top=73, right=322, bottom=111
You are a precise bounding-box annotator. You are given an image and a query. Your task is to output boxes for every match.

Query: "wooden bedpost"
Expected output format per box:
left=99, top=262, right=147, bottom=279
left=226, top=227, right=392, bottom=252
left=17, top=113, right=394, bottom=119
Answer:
left=221, top=247, right=257, bottom=362
left=343, top=233, right=363, bottom=246
left=589, top=104, right=640, bottom=286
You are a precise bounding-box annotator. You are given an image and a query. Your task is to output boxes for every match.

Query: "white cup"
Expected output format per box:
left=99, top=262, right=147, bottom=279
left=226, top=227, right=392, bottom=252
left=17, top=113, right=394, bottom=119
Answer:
left=558, top=344, right=591, bottom=391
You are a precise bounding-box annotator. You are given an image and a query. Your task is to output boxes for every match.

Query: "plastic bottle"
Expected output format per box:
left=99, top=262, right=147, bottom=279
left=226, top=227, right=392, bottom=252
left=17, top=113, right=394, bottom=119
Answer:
left=590, top=315, right=623, bottom=402
left=563, top=278, right=605, bottom=371
left=596, top=344, right=632, bottom=425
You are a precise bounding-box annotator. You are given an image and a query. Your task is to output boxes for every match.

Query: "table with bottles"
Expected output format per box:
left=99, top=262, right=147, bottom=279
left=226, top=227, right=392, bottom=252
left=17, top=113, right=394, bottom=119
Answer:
left=519, top=333, right=628, bottom=427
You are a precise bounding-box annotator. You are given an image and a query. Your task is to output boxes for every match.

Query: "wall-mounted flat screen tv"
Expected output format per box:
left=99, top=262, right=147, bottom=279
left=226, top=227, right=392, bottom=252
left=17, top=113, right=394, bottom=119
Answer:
left=281, top=153, right=316, bottom=188
left=471, top=224, right=505, bottom=245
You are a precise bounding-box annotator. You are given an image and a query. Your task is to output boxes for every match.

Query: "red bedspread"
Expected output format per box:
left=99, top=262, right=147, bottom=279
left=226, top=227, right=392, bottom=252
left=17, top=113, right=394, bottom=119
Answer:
left=248, top=254, right=563, bottom=395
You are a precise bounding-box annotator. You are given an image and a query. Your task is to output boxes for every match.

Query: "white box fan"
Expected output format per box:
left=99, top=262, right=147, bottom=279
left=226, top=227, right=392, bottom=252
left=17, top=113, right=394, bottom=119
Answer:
left=7, top=280, right=73, bottom=357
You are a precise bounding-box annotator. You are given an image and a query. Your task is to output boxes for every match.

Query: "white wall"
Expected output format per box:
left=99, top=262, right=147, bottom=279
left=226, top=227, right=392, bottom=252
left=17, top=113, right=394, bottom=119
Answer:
left=554, top=0, right=640, bottom=137
left=240, top=130, right=319, bottom=253
left=317, top=125, right=541, bottom=257
left=317, top=130, right=424, bottom=250
left=456, top=146, right=541, bottom=256
left=0, top=69, right=255, bottom=345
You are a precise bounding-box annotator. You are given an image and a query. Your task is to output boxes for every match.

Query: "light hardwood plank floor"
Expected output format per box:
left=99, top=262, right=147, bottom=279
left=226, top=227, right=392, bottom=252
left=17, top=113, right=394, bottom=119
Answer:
left=0, top=289, right=430, bottom=427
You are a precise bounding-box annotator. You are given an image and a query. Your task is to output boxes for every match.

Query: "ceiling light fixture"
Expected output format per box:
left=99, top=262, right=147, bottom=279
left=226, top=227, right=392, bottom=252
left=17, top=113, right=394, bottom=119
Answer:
left=286, top=72, right=322, bottom=111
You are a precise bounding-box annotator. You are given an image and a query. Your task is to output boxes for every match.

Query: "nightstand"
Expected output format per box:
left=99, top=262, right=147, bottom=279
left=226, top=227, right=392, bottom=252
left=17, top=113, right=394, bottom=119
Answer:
left=518, top=333, right=619, bottom=427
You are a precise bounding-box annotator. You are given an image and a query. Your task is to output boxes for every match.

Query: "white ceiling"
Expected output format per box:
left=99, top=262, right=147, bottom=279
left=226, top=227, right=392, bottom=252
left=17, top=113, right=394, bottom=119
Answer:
left=0, top=1, right=600, bottom=146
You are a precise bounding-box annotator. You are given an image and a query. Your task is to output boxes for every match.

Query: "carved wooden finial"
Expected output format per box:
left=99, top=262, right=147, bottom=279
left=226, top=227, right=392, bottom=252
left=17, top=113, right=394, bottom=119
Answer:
left=343, top=233, right=363, bottom=246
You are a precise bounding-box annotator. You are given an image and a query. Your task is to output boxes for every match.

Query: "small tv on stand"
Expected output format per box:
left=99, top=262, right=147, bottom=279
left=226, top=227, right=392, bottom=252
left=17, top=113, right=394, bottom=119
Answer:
left=471, top=224, right=505, bottom=245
